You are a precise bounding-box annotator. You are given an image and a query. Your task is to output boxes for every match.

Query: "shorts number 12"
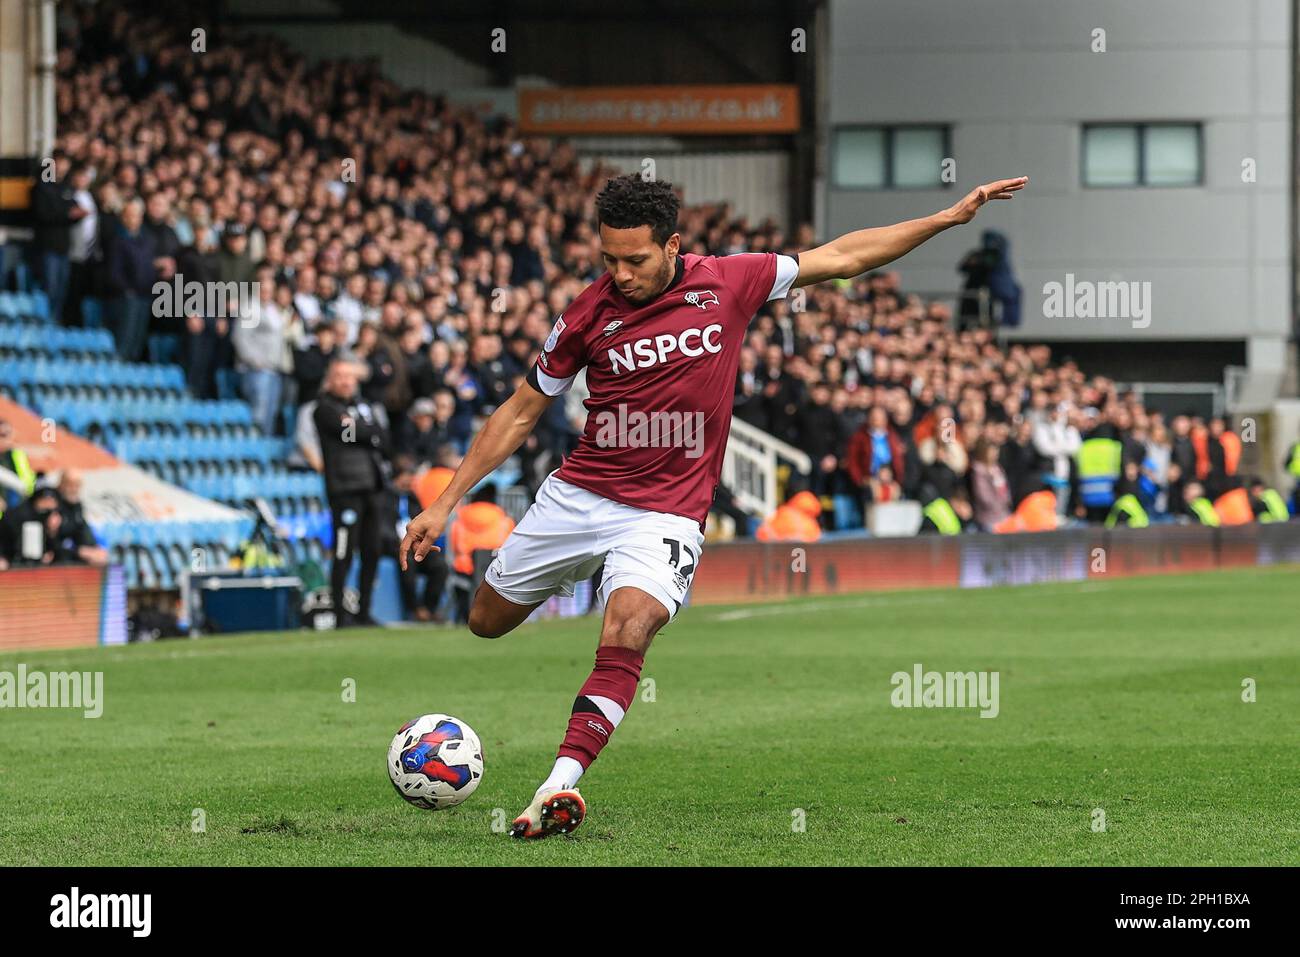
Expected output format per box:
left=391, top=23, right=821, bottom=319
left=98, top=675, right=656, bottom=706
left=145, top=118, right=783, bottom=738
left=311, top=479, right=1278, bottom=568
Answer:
left=662, top=538, right=697, bottom=582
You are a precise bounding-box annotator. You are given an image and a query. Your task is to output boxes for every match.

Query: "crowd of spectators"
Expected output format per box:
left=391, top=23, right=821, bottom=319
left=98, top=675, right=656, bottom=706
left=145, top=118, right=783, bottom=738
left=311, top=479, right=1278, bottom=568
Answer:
left=6, top=2, right=1294, bottom=550
left=739, top=281, right=1267, bottom=530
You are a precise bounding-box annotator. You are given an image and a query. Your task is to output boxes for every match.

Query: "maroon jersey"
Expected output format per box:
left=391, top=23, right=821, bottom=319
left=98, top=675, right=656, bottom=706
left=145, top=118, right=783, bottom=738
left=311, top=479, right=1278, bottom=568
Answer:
left=526, top=251, right=799, bottom=527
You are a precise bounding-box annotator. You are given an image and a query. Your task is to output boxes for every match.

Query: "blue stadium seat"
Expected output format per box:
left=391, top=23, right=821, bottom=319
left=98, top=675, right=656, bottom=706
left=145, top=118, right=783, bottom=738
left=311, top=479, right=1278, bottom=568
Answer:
left=28, top=290, right=50, bottom=322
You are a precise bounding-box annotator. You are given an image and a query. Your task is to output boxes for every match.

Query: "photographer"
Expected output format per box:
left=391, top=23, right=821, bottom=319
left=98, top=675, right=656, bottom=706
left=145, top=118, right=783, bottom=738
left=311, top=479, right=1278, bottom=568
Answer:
left=0, top=487, right=66, bottom=568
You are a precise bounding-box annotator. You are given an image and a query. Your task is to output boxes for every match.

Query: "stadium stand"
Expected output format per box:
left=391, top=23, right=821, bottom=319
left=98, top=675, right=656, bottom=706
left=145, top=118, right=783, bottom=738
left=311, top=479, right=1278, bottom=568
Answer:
left=0, top=1, right=1293, bottom=626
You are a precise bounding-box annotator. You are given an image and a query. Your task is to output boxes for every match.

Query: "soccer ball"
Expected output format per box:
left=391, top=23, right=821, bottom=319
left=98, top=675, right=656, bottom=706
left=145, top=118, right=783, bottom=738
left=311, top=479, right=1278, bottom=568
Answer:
left=387, top=714, right=484, bottom=810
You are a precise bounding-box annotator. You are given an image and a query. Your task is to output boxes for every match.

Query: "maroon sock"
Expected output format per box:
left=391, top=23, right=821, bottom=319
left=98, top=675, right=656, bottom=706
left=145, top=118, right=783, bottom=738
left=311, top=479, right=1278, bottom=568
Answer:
left=557, top=645, right=644, bottom=769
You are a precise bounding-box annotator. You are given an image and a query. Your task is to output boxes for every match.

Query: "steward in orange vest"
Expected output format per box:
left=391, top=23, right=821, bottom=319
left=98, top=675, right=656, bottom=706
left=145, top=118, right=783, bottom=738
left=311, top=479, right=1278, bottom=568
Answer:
left=1212, top=486, right=1254, bottom=526
left=756, top=490, right=822, bottom=543
left=993, top=489, right=1059, bottom=534
left=449, top=487, right=516, bottom=575
left=414, top=466, right=455, bottom=510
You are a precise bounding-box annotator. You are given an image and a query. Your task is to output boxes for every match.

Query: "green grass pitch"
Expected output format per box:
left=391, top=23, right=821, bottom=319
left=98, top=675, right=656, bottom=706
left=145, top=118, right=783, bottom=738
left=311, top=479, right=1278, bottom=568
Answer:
left=1, top=565, right=1297, bottom=866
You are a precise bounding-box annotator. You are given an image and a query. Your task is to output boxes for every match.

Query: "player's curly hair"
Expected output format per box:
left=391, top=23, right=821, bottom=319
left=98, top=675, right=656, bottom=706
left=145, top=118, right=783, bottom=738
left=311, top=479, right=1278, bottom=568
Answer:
left=595, top=174, right=680, bottom=246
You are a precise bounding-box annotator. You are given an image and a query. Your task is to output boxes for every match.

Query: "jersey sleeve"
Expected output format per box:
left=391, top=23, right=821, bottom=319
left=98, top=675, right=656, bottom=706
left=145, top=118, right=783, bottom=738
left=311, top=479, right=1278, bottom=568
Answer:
left=720, top=252, right=800, bottom=316
left=526, top=313, right=585, bottom=396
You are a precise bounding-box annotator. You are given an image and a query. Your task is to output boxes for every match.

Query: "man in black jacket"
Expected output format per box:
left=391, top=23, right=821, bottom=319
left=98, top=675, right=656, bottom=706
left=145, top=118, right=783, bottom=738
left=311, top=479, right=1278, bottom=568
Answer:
left=176, top=229, right=223, bottom=398
left=142, top=191, right=183, bottom=362
left=314, top=358, right=390, bottom=628
left=31, top=152, right=89, bottom=327
left=105, top=199, right=156, bottom=361
left=796, top=382, right=849, bottom=500
left=0, top=487, right=61, bottom=567
left=1168, top=414, right=1197, bottom=509
left=293, top=318, right=345, bottom=402
left=758, top=344, right=803, bottom=446
left=396, top=397, right=451, bottom=467
left=54, top=469, right=108, bottom=566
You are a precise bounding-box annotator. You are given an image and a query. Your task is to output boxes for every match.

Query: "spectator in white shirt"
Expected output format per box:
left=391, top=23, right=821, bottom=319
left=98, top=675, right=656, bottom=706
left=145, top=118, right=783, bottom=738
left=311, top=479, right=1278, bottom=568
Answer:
left=232, top=268, right=292, bottom=436
left=66, top=165, right=98, bottom=327
left=1032, top=403, right=1082, bottom=515
left=293, top=265, right=323, bottom=327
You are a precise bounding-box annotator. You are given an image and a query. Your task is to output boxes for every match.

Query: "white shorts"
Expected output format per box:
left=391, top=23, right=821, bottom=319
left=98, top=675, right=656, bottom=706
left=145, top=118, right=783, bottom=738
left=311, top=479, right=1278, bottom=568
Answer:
left=484, top=471, right=705, bottom=622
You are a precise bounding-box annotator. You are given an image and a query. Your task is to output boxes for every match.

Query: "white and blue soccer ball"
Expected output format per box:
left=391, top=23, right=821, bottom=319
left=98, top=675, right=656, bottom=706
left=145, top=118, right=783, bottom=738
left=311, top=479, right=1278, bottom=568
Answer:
left=387, top=713, right=484, bottom=810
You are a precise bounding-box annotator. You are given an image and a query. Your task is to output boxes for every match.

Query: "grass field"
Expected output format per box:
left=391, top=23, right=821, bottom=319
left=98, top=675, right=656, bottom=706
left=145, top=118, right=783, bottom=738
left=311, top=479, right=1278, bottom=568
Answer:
left=1, top=566, right=1297, bottom=866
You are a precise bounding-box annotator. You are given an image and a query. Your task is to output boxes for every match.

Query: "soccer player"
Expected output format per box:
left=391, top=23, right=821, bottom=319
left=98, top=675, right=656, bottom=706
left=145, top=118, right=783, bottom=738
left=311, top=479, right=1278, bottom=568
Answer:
left=399, top=172, right=1027, bottom=839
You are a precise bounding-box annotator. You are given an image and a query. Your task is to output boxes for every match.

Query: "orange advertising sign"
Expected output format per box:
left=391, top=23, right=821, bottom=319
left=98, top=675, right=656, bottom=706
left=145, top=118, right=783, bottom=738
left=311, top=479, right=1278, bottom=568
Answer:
left=518, top=85, right=800, bottom=135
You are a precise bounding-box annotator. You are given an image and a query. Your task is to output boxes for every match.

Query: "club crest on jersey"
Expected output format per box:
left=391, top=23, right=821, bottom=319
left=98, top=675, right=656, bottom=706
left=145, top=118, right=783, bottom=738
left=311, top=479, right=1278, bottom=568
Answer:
left=543, top=315, right=566, bottom=352
left=684, top=289, right=720, bottom=310
left=600, top=320, right=623, bottom=336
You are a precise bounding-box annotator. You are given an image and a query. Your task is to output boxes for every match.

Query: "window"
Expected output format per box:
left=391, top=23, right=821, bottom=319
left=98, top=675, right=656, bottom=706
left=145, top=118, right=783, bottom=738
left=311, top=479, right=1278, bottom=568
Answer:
left=1082, top=123, right=1202, bottom=187
left=832, top=125, right=950, bottom=189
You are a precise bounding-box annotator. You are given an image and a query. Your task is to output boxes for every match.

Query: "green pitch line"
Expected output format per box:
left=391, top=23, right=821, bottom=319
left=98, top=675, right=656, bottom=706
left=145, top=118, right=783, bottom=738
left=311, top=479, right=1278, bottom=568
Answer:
left=1, top=565, right=1297, bottom=866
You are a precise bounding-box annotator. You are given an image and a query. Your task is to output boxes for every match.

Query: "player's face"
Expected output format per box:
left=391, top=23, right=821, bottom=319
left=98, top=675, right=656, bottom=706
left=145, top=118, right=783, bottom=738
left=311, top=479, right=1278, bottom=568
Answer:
left=599, top=224, right=680, bottom=304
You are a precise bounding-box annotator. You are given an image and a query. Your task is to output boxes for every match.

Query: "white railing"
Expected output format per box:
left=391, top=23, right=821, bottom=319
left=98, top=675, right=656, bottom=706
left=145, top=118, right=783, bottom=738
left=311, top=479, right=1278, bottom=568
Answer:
left=722, top=417, right=812, bottom=518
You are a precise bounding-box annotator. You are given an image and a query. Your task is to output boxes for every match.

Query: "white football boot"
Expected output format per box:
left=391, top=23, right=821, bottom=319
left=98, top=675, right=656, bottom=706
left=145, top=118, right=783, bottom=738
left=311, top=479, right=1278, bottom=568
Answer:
left=509, top=786, right=586, bottom=840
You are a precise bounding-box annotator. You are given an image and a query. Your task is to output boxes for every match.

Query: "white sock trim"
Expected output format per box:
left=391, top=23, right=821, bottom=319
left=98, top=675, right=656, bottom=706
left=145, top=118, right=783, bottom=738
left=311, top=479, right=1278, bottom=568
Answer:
left=585, top=694, right=626, bottom=727
left=538, top=756, right=585, bottom=794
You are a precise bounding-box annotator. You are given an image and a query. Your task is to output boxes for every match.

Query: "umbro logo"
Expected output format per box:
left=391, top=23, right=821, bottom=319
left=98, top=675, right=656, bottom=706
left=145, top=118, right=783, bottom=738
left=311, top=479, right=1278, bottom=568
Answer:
left=601, top=320, right=623, bottom=336
left=684, top=289, right=720, bottom=310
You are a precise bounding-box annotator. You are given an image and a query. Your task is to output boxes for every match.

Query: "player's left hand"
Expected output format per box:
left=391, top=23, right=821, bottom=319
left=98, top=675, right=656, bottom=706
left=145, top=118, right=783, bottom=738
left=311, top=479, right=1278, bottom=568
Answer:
left=947, top=176, right=1028, bottom=224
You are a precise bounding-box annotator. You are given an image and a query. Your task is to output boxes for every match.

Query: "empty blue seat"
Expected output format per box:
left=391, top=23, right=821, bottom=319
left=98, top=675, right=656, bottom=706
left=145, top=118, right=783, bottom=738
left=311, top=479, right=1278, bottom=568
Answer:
left=28, top=291, right=50, bottom=322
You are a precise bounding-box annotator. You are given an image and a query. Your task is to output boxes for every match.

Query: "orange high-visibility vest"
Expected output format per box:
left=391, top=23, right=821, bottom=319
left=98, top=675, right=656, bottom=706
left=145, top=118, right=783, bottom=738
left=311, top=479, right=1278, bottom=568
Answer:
left=993, top=490, right=1059, bottom=534
left=1213, top=487, right=1254, bottom=526
left=756, top=504, right=822, bottom=542
left=1220, top=432, right=1242, bottom=475
left=449, top=502, right=516, bottom=574
left=1191, top=428, right=1210, bottom=480
left=787, top=490, right=822, bottom=519
left=414, top=466, right=455, bottom=510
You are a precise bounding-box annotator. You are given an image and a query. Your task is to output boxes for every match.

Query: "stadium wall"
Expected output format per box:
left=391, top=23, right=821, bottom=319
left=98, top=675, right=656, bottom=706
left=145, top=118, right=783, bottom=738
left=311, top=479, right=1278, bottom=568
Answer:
left=689, top=523, right=1300, bottom=605
left=820, top=0, right=1290, bottom=373
left=0, top=564, right=127, bottom=650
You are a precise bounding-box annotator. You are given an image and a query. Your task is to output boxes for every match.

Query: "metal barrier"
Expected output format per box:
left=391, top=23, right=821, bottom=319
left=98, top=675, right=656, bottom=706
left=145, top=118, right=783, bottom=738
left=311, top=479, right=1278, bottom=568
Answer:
left=498, top=485, right=533, bottom=524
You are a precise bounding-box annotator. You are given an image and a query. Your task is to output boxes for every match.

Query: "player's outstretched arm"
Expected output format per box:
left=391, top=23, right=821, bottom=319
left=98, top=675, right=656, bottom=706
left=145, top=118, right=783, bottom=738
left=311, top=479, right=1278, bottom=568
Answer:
left=792, top=176, right=1028, bottom=288
left=399, top=380, right=555, bottom=569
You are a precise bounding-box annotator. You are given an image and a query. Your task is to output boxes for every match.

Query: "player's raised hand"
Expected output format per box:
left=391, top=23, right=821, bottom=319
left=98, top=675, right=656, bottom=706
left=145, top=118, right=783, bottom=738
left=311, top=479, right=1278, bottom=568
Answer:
left=399, top=505, right=450, bottom=571
left=947, top=176, right=1028, bottom=224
